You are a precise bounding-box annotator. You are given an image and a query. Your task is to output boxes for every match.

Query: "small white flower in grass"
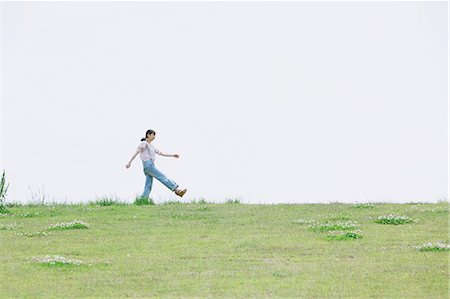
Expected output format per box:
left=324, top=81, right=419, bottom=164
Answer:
left=309, top=220, right=360, bottom=232
left=326, top=230, right=363, bottom=240
left=33, top=255, right=83, bottom=266
left=47, top=220, right=89, bottom=230
left=292, top=219, right=315, bottom=224
left=327, top=230, right=345, bottom=236
left=0, top=223, right=17, bottom=230
left=375, top=214, right=416, bottom=225
left=416, top=241, right=450, bottom=252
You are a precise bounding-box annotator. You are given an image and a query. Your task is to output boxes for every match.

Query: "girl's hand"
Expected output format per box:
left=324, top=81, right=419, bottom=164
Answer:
left=126, top=163, right=131, bottom=169
left=173, top=154, right=180, bottom=158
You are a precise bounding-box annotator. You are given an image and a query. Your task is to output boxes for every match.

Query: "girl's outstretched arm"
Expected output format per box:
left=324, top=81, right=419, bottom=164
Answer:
left=158, top=151, right=179, bottom=159
left=126, top=150, right=140, bottom=168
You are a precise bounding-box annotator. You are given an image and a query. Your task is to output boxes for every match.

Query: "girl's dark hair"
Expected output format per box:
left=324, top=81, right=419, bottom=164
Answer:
left=141, top=129, right=156, bottom=141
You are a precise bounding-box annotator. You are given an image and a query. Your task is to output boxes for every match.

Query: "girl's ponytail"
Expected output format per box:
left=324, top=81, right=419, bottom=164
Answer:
left=140, top=138, right=146, bottom=141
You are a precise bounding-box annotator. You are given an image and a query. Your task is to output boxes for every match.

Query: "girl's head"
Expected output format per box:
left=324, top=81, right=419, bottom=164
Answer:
left=141, top=129, right=156, bottom=142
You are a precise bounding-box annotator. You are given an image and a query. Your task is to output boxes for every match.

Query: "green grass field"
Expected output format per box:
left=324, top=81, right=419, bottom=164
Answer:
left=1, top=201, right=448, bottom=298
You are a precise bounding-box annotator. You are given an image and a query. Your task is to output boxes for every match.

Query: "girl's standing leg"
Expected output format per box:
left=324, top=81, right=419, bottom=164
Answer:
left=144, top=161, right=178, bottom=191
left=141, top=174, right=153, bottom=199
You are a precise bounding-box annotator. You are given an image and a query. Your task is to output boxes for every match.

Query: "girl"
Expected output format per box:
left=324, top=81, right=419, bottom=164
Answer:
left=126, top=129, right=187, bottom=198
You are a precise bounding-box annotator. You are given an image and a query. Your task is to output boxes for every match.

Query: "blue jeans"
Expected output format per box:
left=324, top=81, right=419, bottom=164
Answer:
left=141, top=160, right=178, bottom=198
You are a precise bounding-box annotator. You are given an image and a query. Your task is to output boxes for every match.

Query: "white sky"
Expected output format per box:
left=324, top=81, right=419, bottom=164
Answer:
left=1, top=1, right=448, bottom=204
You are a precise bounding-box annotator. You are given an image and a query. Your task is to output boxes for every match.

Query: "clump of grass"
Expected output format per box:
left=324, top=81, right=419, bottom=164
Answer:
left=0, top=170, right=10, bottom=213
left=4, top=202, right=21, bottom=208
left=192, top=198, right=209, bottom=204
left=272, top=270, right=289, bottom=278
left=47, top=220, right=89, bottom=230
left=326, top=230, right=363, bottom=241
left=225, top=198, right=241, bottom=204
left=416, top=241, right=450, bottom=252
left=27, top=186, right=49, bottom=206
left=309, top=221, right=360, bottom=232
left=0, top=223, right=17, bottom=230
left=134, top=197, right=154, bottom=206
left=326, top=214, right=351, bottom=221
left=16, top=231, right=48, bottom=237
left=32, top=255, right=83, bottom=266
left=352, top=203, right=375, bottom=209
left=93, top=196, right=126, bottom=206
left=375, top=214, right=417, bottom=225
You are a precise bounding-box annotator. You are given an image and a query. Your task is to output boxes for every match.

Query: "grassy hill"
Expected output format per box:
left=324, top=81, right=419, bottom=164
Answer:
left=0, top=201, right=448, bottom=298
